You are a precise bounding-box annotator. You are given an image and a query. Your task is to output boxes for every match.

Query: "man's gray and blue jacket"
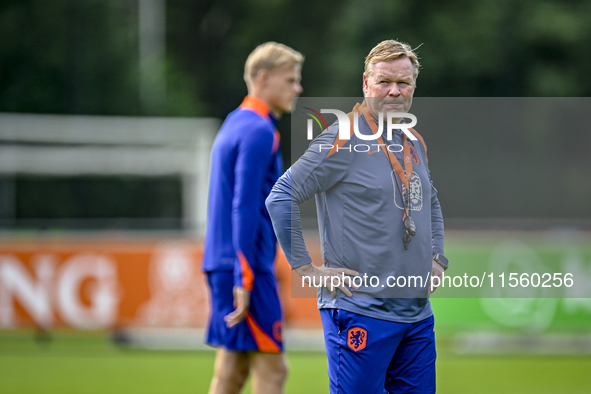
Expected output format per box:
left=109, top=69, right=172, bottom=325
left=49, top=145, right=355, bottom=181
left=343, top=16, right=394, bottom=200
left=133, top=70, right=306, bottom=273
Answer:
left=266, top=106, right=446, bottom=323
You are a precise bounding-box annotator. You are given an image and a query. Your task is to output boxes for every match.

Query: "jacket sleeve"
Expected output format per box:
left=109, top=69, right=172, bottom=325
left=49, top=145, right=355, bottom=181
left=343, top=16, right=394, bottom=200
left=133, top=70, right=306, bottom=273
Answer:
left=232, top=127, right=275, bottom=290
left=409, top=134, right=446, bottom=258
left=266, top=125, right=354, bottom=269
left=430, top=175, right=445, bottom=256
left=421, top=144, right=445, bottom=257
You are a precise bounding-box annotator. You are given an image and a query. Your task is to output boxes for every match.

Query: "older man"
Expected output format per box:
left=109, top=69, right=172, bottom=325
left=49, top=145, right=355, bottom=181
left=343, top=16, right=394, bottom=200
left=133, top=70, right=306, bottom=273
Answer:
left=266, top=40, right=447, bottom=394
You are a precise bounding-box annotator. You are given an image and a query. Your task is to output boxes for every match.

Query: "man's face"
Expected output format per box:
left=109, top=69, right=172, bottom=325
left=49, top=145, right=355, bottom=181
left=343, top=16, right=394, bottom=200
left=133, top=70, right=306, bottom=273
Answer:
left=265, top=62, right=303, bottom=115
left=362, top=56, right=415, bottom=117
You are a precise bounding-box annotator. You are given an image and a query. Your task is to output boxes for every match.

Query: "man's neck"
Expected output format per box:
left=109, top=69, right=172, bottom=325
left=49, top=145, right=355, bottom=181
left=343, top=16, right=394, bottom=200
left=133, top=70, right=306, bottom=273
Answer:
left=247, top=91, right=282, bottom=119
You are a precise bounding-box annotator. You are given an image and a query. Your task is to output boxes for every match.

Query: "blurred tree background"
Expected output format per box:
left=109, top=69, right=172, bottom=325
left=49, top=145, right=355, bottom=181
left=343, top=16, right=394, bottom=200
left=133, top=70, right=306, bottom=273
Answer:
left=1, top=0, right=591, bottom=227
left=3, top=0, right=591, bottom=116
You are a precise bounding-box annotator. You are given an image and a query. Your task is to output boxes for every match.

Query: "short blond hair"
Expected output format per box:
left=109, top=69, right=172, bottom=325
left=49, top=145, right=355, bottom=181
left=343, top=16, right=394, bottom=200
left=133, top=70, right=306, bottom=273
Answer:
left=364, top=40, right=420, bottom=81
left=244, top=42, right=304, bottom=86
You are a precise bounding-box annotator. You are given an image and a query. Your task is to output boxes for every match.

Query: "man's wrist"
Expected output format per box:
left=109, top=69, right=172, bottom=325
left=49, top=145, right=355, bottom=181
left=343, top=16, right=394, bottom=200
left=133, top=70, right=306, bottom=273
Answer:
left=433, top=254, right=449, bottom=270
left=294, top=262, right=314, bottom=276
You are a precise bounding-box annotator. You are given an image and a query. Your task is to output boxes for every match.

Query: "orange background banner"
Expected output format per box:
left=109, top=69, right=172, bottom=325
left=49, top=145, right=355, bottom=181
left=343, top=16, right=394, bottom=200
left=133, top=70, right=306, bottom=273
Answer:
left=0, top=238, right=321, bottom=330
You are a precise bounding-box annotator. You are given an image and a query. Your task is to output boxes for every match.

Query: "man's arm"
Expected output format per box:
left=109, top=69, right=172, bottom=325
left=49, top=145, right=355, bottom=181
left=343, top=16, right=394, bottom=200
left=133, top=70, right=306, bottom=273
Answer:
left=430, top=183, right=445, bottom=256
left=428, top=169, right=447, bottom=295
left=266, top=125, right=360, bottom=296
left=265, top=169, right=310, bottom=268
left=409, top=131, right=445, bottom=263
left=412, top=134, right=447, bottom=295
left=266, top=169, right=359, bottom=297
left=225, top=128, right=275, bottom=328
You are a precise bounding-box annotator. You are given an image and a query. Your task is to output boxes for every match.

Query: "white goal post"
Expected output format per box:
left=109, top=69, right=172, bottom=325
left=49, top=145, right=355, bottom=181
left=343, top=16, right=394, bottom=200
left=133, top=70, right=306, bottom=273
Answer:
left=0, top=113, right=219, bottom=236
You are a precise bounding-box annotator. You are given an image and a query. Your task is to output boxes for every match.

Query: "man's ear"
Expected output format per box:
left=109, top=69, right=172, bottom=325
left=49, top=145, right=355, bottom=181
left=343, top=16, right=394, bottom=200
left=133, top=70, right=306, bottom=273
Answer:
left=254, top=69, right=269, bottom=87
left=362, top=73, right=369, bottom=95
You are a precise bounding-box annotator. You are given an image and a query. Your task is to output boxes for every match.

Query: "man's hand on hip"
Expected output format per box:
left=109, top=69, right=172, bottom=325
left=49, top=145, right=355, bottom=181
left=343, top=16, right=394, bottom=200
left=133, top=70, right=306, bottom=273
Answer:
left=429, top=260, right=445, bottom=296
left=294, top=263, right=360, bottom=298
left=224, top=286, right=250, bottom=328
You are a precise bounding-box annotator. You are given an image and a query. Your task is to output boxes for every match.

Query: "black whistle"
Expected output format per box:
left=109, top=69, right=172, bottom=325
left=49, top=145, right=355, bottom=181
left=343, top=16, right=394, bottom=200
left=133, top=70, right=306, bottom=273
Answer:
left=403, top=236, right=411, bottom=250
left=404, top=216, right=416, bottom=238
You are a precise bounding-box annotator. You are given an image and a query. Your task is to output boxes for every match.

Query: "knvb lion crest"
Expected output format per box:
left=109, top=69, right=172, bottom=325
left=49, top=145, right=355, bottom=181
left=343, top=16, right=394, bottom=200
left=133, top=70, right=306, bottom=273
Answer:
left=393, top=171, right=423, bottom=211
left=347, top=327, right=367, bottom=352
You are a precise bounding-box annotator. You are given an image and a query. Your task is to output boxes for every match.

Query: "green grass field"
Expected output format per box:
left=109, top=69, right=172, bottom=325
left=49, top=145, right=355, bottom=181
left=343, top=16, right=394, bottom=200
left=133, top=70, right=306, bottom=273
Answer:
left=1, top=331, right=590, bottom=394
left=2, top=236, right=590, bottom=393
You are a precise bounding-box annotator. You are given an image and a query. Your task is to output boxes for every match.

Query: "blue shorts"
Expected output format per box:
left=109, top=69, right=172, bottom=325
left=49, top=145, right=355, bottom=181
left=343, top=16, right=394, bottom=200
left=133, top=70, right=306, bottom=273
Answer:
left=320, top=308, right=436, bottom=394
left=205, top=271, right=283, bottom=353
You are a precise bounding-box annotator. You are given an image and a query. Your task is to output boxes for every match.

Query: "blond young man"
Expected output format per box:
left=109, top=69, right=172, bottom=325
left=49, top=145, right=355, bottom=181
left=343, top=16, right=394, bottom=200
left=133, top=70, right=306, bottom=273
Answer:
left=202, top=42, right=303, bottom=394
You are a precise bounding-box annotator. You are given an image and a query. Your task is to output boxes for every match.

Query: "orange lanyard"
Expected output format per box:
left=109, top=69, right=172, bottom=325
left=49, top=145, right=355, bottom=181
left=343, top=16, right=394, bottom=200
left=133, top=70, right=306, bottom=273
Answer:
left=355, top=101, right=413, bottom=218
